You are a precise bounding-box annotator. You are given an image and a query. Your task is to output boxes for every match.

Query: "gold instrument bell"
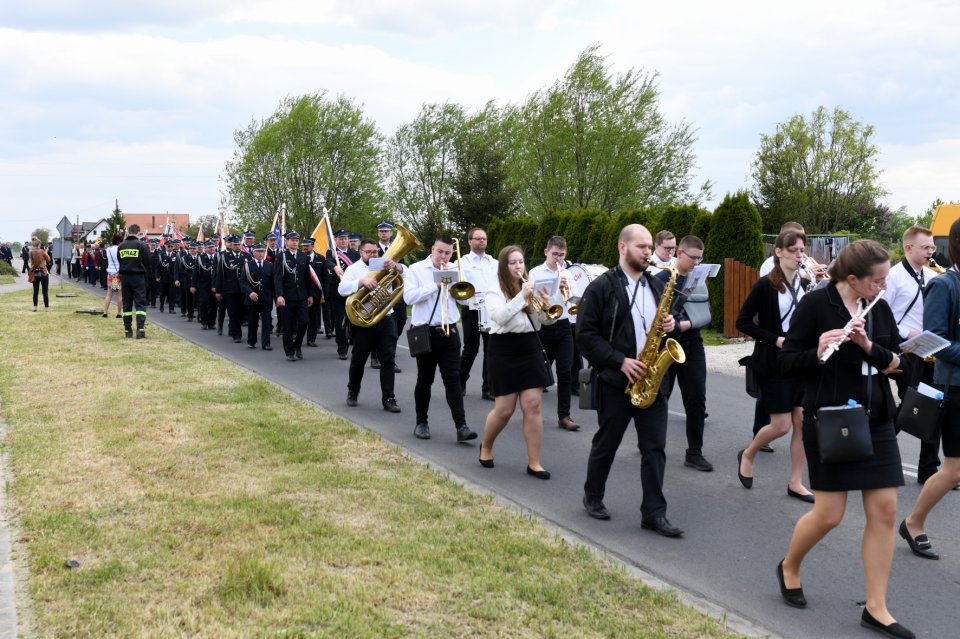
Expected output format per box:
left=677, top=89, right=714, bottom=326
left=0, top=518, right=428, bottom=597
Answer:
left=346, top=224, right=423, bottom=327
left=520, top=275, right=563, bottom=320
left=449, top=238, right=475, bottom=301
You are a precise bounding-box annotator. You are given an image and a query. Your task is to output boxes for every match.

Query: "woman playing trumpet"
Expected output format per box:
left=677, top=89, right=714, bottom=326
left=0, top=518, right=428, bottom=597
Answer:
left=479, top=245, right=557, bottom=478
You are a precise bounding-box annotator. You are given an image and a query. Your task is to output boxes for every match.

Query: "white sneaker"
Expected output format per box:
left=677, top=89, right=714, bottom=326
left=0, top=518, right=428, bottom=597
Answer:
left=32, top=306, right=37, bottom=312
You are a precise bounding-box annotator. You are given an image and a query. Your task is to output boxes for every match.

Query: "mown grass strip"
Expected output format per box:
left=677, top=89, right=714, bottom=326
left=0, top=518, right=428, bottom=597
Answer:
left=0, top=289, right=746, bottom=638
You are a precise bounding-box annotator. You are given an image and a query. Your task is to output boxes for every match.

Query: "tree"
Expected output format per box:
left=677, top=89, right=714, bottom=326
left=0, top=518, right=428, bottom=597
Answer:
left=185, top=214, right=219, bottom=241
left=657, top=204, right=703, bottom=242
left=224, top=92, right=386, bottom=239
left=706, top=192, right=763, bottom=329
left=690, top=211, right=712, bottom=244
left=751, top=106, right=887, bottom=234
left=31, top=228, right=51, bottom=244
left=104, top=199, right=126, bottom=241
left=503, top=44, right=704, bottom=217
left=386, top=102, right=467, bottom=243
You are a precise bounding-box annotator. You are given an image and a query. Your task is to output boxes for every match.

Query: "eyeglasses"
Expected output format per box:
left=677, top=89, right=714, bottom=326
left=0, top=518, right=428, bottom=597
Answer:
left=681, top=252, right=704, bottom=261
left=660, top=245, right=677, bottom=252
left=549, top=251, right=566, bottom=258
left=470, top=236, right=487, bottom=242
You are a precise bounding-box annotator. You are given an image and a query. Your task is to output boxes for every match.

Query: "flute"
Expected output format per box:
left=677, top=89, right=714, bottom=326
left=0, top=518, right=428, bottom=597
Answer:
left=819, top=289, right=885, bottom=364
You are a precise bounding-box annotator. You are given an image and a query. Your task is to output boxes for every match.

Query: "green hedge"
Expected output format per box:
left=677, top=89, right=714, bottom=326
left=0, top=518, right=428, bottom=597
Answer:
left=657, top=204, right=701, bottom=242
left=0, top=261, right=17, bottom=277
left=690, top=211, right=712, bottom=244
left=705, top=192, right=763, bottom=329
left=599, top=208, right=660, bottom=266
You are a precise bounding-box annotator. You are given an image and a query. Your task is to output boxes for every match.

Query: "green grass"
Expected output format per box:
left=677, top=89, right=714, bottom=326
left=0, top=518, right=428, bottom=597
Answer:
left=0, top=288, right=746, bottom=638
left=0, top=275, right=14, bottom=284
left=701, top=327, right=731, bottom=346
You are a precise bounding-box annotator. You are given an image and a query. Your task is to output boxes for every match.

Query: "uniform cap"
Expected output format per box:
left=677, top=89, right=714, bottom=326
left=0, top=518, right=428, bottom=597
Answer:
left=252, top=243, right=266, bottom=250
left=284, top=231, right=300, bottom=240
left=334, top=229, right=349, bottom=238
left=376, top=221, right=394, bottom=231
left=301, top=237, right=315, bottom=246
left=243, top=229, right=256, bottom=238
left=348, top=232, right=361, bottom=240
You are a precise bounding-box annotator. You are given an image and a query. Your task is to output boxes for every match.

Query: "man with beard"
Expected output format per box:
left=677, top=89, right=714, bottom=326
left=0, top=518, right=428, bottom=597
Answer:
left=577, top=224, right=683, bottom=538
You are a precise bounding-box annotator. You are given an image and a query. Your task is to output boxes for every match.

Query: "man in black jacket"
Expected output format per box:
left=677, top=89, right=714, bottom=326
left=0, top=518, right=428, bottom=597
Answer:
left=117, top=224, right=150, bottom=338
left=274, top=232, right=319, bottom=361
left=576, top=224, right=683, bottom=537
left=154, top=239, right=180, bottom=313
left=192, top=241, right=217, bottom=329
left=214, top=235, right=246, bottom=342
left=324, top=230, right=360, bottom=360
left=240, top=243, right=275, bottom=350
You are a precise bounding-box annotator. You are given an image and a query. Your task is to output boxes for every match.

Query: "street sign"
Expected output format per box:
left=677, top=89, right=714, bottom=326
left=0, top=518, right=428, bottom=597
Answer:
left=56, top=216, right=72, bottom=238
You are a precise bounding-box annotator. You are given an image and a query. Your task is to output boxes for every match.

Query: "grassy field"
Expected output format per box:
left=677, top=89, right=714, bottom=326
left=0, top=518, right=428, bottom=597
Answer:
left=0, top=275, right=14, bottom=285
left=0, top=288, right=746, bottom=638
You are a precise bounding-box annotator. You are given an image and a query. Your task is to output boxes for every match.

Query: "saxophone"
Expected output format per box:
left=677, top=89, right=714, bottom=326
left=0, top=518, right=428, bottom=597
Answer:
left=626, top=266, right=687, bottom=408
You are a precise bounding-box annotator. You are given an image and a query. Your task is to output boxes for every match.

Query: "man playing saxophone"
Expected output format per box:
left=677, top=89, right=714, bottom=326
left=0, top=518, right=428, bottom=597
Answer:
left=577, top=224, right=683, bottom=537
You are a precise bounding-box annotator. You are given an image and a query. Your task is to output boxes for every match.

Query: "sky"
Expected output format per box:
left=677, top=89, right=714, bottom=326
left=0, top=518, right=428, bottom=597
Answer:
left=1, top=0, right=958, bottom=242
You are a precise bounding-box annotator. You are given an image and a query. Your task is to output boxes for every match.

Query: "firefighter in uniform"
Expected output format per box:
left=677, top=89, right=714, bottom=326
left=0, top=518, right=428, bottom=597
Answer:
left=117, top=224, right=150, bottom=338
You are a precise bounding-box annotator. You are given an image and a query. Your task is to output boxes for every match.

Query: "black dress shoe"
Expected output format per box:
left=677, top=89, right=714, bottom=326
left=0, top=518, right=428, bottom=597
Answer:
left=393, top=364, right=401, bottom=373
left=247, top=343, right=257, bottom=349
left=860, top=608, right=915, bottom=639
left=526, top=466, right=551, bottom=480
left=641, top=516, right=683, bottom=537
left=346, top=392, right=358, bottom=407
left=898, top=519, right=939, bottom=559
left=233, top=338, right=242, bottom=343
left=338, top=352, right=348, bottom=360
left=370, top=358, right=381, bottom=369
left=286, top=354, right=297, bottom=362
left=737, top=449, right=753, bottom=489
left=787, top=487, right=815, bottom=504
left=456, top=425, right=477, bottom=442
left=583, top=495, right=610, bottom=520
left=382, top=398, right=401, bottom=413
left=414, top=422, right=430, bottom=439
left=759, top=444, right=774, bottom=453
left=481, top=391, right=495, bottom=401
left=776, top=560, right=806, bottom=608
left=262, top=345, right=272, bottom=351
left=684, top=454, right=713, bottom=472
left=479, top=446, right=495, bottom=468
left=305, top=341, right=317, bottom=347
left=325, top=333, right=333, bottom=339
left=295, top=349, right=303, bottom=360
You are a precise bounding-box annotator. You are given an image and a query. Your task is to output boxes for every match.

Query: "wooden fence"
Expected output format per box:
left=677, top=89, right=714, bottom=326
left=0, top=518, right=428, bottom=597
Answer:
left=723, top=258, right=759, bottom=338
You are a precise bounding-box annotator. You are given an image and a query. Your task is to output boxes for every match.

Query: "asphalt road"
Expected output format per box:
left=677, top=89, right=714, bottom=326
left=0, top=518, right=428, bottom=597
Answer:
left=68, top=275, right=959, bottom=639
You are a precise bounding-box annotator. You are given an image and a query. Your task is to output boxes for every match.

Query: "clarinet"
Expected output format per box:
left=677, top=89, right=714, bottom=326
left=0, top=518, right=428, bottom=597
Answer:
left=819, top=290, right=885, bottom=364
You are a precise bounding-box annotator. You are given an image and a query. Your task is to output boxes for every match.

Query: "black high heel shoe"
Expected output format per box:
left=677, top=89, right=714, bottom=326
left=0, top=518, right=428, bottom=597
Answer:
left=737, top=449, right=753, bottom=489
left=776, top=560, right=806, bottom=608
left=478, top=444, right=494, bottom=468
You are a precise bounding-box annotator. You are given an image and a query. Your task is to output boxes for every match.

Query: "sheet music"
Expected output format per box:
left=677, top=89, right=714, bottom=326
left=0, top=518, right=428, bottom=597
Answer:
left=682, top=264, right=712, bottom=293
left=705, top=263, right=722, bottom=277
left=432, top=269, right=459, bottom=283
left=367, top=257, right=385, bottom=270
left=899, top=331, right=951, bottom=358
left=533, top=277, right=558, bottom=296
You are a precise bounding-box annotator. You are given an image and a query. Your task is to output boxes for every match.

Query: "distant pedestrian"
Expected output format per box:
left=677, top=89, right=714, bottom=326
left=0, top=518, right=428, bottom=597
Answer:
left=117, top=225, right=150, bottom=339
left=28, top=237, right=52, bottom=311
left=103, top=234, right=123, bottom=318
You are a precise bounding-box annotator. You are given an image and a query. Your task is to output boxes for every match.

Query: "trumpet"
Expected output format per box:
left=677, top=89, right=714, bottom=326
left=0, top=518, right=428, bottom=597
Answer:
left=929, top=258, right=947, bottom=275
left=819, top=290, right=885, bottom=364
left=799, top=261, right=829, bottom=293
left=559, top=267, right=579, bottom=315
left=520, top=275, right=563, bottom=320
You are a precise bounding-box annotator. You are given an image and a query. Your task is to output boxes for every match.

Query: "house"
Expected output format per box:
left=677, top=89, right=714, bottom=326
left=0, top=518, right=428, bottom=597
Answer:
left=71, top=219, right=108, bottom=244
left=123, top=213, right=191, bottom=239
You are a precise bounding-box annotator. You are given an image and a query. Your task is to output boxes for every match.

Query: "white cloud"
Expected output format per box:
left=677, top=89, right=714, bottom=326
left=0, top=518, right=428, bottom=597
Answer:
left=878, top=139, right=960, bottom=215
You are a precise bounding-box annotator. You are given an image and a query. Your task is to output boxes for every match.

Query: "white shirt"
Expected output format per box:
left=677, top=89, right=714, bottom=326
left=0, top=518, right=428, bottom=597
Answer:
left=624, top=271, right=658, bottom=356
left=886, top=260, right=938, bottom=338
left=403, top=257, right=461, bottom=326
left=338, top=260, right=394, bottom=316
left=106, top=246, right=120, bottom=275
left=528, top=262, right=571, bottom=321
left=485, top=287, right=556, bottom=334
left=777, top=275, right=806, bottom=333
left=451, top=251, right=498, bottom=309
left=650, top=253, right=674, bottom=268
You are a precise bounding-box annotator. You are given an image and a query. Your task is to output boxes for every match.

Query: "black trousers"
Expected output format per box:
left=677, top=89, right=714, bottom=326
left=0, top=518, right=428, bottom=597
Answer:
left=121, top=274, right=148, bottom=329
left=32, top=276, right=49, bottom=307
left=349, top=317, right=398, bottom=401
left=585, top=382, right=669, bottom=520
left=180, top=278, right=195, bottom=317
left=246, top=302, right=273, bottom=348
left=158, top=281, right=177, bottom=311
left=195, top=288, right=214, bottom=326
left=393, top=298, right=407, bottom=339
left=217, top=293, right=227, bottom=330
left=322, top=300, right=333, bottom=336
left=147, top=275, right=158, bottom=305
left=894, top=352, right=941, bottom=478
left=328, top=297, right=349, bottom=354
left=280, top=299, right=309, bottom=355
left=414, top=327, right=465, bottom=427
left=225, top=292, right=245, bottom=339
left=665, top=336, right=707, bottom=455
left=306, top=298, right=322, bottom=343
left=541, top=319, right=574, bottom=418
left=570, top=322, right=583, bottom=394
left=459, top=307, right=489, bottom=394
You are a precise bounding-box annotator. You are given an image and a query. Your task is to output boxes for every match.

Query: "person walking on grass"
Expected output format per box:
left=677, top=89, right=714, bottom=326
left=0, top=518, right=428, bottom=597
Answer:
left=103, top=234, right=123, bottom=319
left=117, top=225, right=150, bottom=339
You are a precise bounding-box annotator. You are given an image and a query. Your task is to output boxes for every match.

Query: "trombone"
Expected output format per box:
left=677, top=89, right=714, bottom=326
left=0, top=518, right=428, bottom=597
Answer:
left=520, top=274, right=563, bottom=320
left=449, top=238, right=475, bottom=301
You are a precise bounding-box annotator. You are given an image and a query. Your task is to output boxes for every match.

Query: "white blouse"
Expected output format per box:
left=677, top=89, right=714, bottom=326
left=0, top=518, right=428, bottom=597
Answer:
left=485, top=286, right=557, bottom=334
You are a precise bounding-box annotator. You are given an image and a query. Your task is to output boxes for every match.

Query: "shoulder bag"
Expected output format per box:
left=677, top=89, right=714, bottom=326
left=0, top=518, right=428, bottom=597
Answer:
left=406, top=293, right=440, bottom=358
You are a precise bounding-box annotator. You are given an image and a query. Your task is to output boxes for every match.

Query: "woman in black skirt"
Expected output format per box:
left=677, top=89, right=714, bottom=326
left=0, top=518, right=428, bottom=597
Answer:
left=736, top=230, right=813, bottom=501
left=901, top=217, right=960, bottom=562
left=778, top=240, right=912, bottom=638
left=478, top=245, right=556, bottom=479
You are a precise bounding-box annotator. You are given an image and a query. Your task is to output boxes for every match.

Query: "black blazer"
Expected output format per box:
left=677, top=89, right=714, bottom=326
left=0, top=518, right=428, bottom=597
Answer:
left=240, top=259, right=274, bottom=305
left=780, top=284, right=900, bottom=418
left=736, top=275, right=809, bottom=374
left=576, top=265, right=677, bottom=389
left=274, top=251, right=319, bottom=302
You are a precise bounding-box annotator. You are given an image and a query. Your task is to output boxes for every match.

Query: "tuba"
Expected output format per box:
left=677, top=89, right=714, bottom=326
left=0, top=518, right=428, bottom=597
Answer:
left=346, top=224, right=423, bottom=327
left=626, top=266, right=686, bottom=408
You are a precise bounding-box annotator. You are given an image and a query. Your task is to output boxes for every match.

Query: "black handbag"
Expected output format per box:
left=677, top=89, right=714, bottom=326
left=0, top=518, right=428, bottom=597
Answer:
left=528, top=315, right=555, bottom=388
left=406, top=292, right=440, bottom=357
left=738, top=355, right=760, bottom=399
left=895, top=387, right=943, bottom=444
left=578, top=368, right=599, bottom=410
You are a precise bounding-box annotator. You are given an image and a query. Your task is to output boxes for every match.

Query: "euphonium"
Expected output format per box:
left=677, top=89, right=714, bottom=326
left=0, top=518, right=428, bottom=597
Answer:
left=626, top=266, right=686, bottom=408
left=346, top=224, right=423, bottom=327
left=929, top=258, right=947, bottom=274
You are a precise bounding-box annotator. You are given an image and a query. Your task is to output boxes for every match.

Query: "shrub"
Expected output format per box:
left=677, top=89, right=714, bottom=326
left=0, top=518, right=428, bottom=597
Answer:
left=599, top=208, right=660, bottom=266
left=535, top=211, right=568, bottom=254
left=690, top=210, right=712, bottom=244
left=705, top=192, right=763, bottom=329
left=0, top=261, right=17, bottom=277
left=657, top=204, right=701, bottom=241
left=562, top=209, right=607, bottom=263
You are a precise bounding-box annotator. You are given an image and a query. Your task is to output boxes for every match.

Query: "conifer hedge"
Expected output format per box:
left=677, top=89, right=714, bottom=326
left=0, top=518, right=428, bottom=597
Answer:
left=705, top=192, right=763, bottom=329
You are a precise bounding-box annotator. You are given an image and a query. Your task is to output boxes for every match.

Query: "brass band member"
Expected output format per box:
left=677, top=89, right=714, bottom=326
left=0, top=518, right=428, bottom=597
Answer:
left=339, top=238, right=403, bottom=413
left=778, top=240, right=910, bottom=638
left=478, top=245, right=557, bottom=479
left=403, top=235, right=476, bottom=443
left=577, top=224, right=683, bottom=537
left=455, top=227, right=497, bottom=400
left=529, top=236, right=579, bottom=431
left=736, top=230, right=814, bottom=502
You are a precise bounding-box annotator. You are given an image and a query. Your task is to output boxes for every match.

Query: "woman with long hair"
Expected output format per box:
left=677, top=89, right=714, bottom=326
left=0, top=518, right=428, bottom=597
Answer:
left=103, top=234, right=123, bottom=318
left=736, top=230, right=813, bottom=501
left=900, top=217, right=960, bottom=564
left=29, top=236, right=52, bottom=311
left=777, top=240, right=910, bottom=638
left=478, top=245, right=556, bottom=479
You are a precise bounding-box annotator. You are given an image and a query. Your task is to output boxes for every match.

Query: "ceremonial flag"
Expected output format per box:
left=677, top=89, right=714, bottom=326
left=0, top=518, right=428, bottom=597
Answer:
left=311, top=209, right=334, bottom=258
left=196, top=226, right=205, bottom=243
left=279, top=203, right=286, bottom=249
left=159, top=216, right=170, bottom=246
